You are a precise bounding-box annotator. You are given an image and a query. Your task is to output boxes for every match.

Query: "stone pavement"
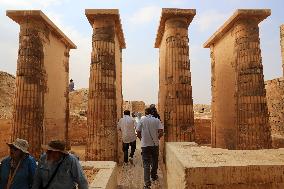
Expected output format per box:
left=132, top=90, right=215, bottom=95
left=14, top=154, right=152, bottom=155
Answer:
left=117, top=140, right=165, bottom=189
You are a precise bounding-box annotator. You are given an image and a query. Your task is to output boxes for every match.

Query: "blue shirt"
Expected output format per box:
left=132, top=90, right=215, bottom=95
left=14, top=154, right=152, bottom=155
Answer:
left=0, top=155, right=37, bottom=189
left=32, top=153, right=88, bottom=189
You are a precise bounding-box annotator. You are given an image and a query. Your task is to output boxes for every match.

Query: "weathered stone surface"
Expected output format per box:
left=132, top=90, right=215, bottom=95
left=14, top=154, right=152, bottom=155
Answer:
left=0, top=72, right=14, bottom=158
left=265, top=78, right=284, bottom=148
left=166, top=142, right=284, bottom=189
left=7, top=10, right=76, bottom=158
left=81, top=161, right=117, bottom=189
left=156, top=8, right=196, bottom=142
left=204, top=9, right=272, bottom=150
left=123, top=100, right=146, bottom=115
left=280, top=25, right=284, bottom=76
left=85, top=9, right=125, bottom=161
left=0, top=71, right=15, bottom=120
left=0, top=119, right=12, bottom=158
left=194, top=118, right=211, bottom=145
left=193, top=104, right=211, bottom=119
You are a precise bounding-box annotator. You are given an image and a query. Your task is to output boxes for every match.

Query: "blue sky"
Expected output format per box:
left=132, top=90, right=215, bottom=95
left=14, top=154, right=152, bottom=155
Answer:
left=0, top=0, right=283, bottom=105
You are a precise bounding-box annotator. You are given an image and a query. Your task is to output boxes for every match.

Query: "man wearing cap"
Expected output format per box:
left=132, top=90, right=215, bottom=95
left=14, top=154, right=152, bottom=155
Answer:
left=0, top=138, right=37, bottom=189
left=32, top=140, right=88, bottom=189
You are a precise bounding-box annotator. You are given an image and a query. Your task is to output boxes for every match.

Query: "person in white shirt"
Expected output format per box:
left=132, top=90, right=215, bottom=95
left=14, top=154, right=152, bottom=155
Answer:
left=117, top=110, right=137, bottom=163
left=136, top=108, right=163, bottom=189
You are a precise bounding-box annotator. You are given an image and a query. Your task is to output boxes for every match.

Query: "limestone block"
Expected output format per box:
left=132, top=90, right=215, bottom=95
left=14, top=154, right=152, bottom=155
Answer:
left=204, top=9, right=272, bottom=150
left=194, top=118, right=211, bottom=145
left=166, top=142, right=284, bottom=189
left=81, top=161, right=117, bottom=189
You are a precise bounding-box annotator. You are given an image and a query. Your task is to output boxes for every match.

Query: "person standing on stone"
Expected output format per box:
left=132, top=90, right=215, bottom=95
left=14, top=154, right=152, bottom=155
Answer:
left=136, top=108, right=164, bottom=189
left=32, top=140, right=88, bottom=189
left=149, top=104, right=160, bottom=120
left=0, top=138, right=37, bottom=189
left=69, top=79, right=74, bottom=92
left=117, top=110, right=137, bottom=164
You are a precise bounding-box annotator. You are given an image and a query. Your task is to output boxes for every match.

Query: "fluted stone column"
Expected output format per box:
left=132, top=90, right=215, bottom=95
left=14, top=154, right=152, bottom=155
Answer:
left=155, top=9, right=196, bottom=142
left=281, top=25, right=284, bottom=76
left=7, top=10, right=76, bottom=158
left=85, top=9, right=125, bottom=161
left=204, top=9, right=272, bottom=150
left=11, top=20, right=47, bottom=158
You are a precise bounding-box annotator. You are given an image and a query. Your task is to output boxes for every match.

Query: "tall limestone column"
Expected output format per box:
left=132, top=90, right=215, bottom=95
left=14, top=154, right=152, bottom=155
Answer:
left=85, top=9, right=125, bottom=161
left=155, top=9, right=196, bottom=142
left=281, top=25, right=284, bottom=76
left=204, top=9, right=272, bottom=150
left=7, top=10, right=76, bottom=158
left=10, top=19, right=46, bottom=158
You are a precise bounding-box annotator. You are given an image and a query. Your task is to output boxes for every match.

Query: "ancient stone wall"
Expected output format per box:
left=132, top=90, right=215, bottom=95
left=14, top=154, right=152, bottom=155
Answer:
left=204, top=9, right=272, bottom=150
left=0, top=119, right=12, bottom=158
left=131, top=101, right=145, bottom=114
left=194, top=118, right=211, bottom=145
left=69, top=89, right=88, bottom=146
left=85, top=9, right=125, bottom=161
left=265, top=78, right=284, bottom=148
left=7, top=10, right=76, bottom=158
left=156, top=8, right=195, bottom=142
left=281, top=25, right=284, bottom=76
left=43, top=31, right=71, bottom=146
left=166, top=142, right=284, bottom=189
left=123, top=101, right=132, bottom=112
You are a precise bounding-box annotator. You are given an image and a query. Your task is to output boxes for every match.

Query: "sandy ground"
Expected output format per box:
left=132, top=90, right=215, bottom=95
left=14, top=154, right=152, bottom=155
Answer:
left=71, top=140, right=166, bottom=188
left=117, top=140, right=165, bottom=189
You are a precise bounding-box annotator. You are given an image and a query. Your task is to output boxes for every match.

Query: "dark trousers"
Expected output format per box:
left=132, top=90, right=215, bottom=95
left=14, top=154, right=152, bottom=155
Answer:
left=141, top=146, right=159, bottom=186
left=122, top=140, right=136, bottom=163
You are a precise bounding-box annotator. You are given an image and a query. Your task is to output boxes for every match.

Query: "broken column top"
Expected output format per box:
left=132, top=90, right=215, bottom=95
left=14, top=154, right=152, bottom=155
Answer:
left=85, top=9, right=126, bottom=49
left=6, top=10, right=76, bottom=49
left=203, top=9, right=271, bottom=48
left=154, top=8, right=196, bottom=48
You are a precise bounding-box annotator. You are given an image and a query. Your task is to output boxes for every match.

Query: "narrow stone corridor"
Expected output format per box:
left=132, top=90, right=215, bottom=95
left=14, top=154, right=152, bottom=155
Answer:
left=117, top=140, right=165, bottom=189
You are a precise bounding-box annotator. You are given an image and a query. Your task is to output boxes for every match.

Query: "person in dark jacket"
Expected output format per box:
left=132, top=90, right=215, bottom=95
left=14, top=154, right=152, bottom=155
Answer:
left=0, top=138, right=37, bottom=189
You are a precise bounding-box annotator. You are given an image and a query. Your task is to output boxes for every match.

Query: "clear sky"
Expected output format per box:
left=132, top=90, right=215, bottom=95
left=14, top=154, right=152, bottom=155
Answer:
left=0, top=0, right=283, bottom=105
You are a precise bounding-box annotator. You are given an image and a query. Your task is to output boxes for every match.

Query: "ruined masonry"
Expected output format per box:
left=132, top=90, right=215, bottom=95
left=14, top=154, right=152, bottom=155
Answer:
left=265, top=25, right=284, bottom=148
left=281, top=24, right=284, bottom=76
left=155, top=8, right=195, bottom=142
left=204, top=9, right=272, bottom=150
left=166, top=142, right=284, bottom=188
left=7, top=10, right=76, bottom=158
left=85, top=9, right=125, bottom=161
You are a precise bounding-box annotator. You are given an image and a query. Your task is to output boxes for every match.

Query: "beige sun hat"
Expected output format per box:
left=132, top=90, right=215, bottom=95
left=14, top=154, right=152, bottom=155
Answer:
left=7, top=138, right=29, bottom=154
left=42, top=140, right=68, bottom=154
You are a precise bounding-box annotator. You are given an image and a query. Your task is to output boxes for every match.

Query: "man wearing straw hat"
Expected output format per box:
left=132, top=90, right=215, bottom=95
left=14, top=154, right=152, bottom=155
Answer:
left=0, top=138, right=37, bottom=189
left=32, top=140, right=88, bottom=189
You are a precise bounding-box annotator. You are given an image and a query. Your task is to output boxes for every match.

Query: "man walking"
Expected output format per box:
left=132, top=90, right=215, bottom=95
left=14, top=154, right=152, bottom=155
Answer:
left=32, top=140, right=88, bottom=189
left=117, top=110, right=137, bottom=164
left=136, top=108, right=163, bottom=189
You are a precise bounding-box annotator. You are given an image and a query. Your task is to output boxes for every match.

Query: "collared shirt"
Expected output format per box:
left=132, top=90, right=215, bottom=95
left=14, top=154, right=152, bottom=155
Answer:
left=32, top=153, right=88, bottom=189
left=136, top=115, right=164, bottom=147
left=117, top=115, right=137, bottom=143
left=0, top=155, right=37, bottom=189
